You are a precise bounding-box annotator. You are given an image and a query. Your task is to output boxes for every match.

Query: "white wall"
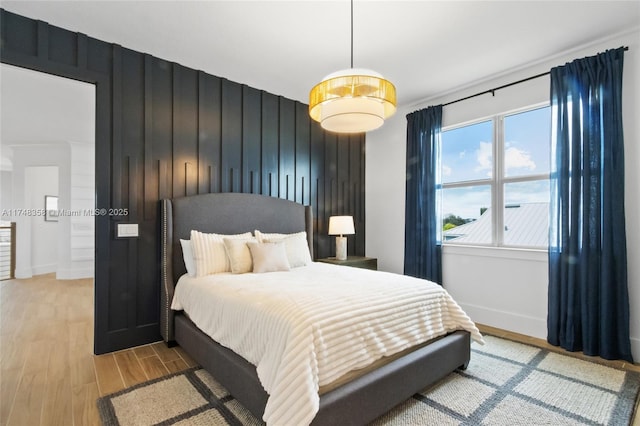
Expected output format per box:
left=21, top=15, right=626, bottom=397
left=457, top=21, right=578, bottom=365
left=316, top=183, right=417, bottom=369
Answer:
left=0, top=170, right=11, bottom=216
left=12, top=143, right=69, bottom=278
left=366, top=29, right=640, bottom=361
left=65, top=142, right=95, bottom=279
left=12, top=142, right=94, bottom=279
left=25, top=166, right=59, bottom=275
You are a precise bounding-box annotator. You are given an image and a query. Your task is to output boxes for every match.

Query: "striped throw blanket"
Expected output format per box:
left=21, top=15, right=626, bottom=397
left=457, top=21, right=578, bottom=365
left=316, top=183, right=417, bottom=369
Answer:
left=171, top=262, right=483, bottom=425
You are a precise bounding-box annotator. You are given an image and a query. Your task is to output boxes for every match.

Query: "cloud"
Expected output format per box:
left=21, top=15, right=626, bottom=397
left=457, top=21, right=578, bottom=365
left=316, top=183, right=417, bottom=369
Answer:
left=505, top=146, right=536, bottom=172
left=472, top=142, right=537, bottom=177
left=474, top=141, right=492, bottom=177
left=442, top=164, right=452, bottom=177
left=442, top=186, right=491, bottom=219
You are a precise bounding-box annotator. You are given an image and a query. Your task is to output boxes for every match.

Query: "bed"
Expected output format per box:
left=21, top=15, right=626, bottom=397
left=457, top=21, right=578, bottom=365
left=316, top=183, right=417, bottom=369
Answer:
left=160, top=192, right=481, bottom=425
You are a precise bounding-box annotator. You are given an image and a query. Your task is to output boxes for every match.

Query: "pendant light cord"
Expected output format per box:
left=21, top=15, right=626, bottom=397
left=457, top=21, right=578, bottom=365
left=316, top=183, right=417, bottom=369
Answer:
left=350, top=0, right=354, bottom=69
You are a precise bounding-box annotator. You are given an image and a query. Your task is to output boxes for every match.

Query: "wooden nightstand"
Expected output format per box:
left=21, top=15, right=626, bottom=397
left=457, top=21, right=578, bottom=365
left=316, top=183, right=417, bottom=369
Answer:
left=317, top=256, right=377, bottom=271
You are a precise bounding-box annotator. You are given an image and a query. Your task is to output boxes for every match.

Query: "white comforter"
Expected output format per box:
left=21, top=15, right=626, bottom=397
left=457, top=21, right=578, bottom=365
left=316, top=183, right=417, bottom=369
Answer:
left=171, top=262, right=483, bottom=426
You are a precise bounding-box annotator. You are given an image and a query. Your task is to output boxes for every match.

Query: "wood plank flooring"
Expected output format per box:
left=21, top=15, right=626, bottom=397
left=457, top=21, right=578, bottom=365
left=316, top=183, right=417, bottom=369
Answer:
left=0, top=274, right=196, bottom=426
left=1, top=274, right=638, bottom=425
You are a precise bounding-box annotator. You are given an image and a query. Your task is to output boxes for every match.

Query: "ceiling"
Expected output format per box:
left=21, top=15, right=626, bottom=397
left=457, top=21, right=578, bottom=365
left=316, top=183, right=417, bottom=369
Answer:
left=1, top=63, right=95, bottom=145
left=1, top=1, right=639, bottom=109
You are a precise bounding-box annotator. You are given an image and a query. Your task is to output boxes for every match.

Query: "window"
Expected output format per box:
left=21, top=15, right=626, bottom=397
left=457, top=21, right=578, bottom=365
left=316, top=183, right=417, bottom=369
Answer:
left=440, top=105, right=550, bottom=248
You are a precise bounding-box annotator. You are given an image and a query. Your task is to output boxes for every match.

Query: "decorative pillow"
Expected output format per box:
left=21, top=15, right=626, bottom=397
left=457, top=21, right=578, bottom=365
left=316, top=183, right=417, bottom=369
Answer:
left=223, top=237, right=256, bottom=274
left=190, top=230, right=252, bottom=276
left=179, top=239, right=196, bottom=277
left=255, top=230, right=312, bottom=268
left=247, top=241, right=291, bottom=273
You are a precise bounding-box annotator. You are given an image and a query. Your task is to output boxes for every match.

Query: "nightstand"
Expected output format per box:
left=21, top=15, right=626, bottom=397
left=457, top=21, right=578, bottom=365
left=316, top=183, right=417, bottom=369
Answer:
left=317, top=256, right=377, bottom=271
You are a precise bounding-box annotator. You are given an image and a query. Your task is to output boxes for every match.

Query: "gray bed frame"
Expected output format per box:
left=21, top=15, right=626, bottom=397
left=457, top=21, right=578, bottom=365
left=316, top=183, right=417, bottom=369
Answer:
left=160, top=192, right=470, bottom=425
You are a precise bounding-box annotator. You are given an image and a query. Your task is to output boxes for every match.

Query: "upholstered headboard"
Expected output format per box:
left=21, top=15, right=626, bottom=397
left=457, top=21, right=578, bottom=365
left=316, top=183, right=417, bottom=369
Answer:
left=160, top=192, right=313, bottom=343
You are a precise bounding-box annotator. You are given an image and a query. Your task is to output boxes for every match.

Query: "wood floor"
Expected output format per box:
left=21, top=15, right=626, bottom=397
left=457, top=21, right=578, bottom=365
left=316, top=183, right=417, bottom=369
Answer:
left=0, top=274, right=196, bottom=426
left=1, top=274, right=638, bottom=425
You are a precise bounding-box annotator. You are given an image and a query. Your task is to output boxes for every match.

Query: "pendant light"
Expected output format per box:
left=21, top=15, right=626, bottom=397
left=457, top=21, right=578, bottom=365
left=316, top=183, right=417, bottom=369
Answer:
left=309, top=0, right=396, bottom=133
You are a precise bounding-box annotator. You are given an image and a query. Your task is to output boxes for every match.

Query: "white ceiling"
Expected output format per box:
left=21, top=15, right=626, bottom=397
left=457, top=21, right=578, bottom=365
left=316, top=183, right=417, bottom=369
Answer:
left=0, top=63, right=95, bottom=171
left=1, top=1, right=639, bottom=108
left=0, top=64, right=95, bottom=145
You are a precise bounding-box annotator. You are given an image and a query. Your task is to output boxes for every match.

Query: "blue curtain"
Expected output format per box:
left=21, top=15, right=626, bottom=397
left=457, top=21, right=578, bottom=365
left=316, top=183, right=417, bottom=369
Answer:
left=547, top=47, right=633, bottom=362
left=404, top=105, right=442, bottom=284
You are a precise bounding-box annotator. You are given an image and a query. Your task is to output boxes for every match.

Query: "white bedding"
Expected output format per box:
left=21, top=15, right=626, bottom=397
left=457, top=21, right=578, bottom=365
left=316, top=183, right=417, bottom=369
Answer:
left=171, top=262, right=483, bottom=426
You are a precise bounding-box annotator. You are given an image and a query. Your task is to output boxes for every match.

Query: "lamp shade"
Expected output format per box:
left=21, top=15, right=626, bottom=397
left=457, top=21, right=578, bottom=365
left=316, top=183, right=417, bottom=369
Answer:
left=309, top=68, right=396, bottom=133
left=328, top=216, right=355, bottom=236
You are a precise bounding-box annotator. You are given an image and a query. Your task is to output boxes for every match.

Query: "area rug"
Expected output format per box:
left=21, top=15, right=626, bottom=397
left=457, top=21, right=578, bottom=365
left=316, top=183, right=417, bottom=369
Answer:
left=97, top=335, right=640, bottom=425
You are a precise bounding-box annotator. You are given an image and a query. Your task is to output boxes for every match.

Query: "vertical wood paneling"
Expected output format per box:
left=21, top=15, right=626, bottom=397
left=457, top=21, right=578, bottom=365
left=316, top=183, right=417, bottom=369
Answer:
left=158, top=160, right=169, bottom=203
left=324, top=133, right=338, bottom=257
left=197, top=72, right=222, bottom=194
left=125, top=157, right=139, bottom=327
left=279, top=98, right=295, bottom=200
left=107, top=43, right=127, bottom=334
left=111, top=45, right=123, bottom=209
left=119, top=49, right=148, bottom=330
left=221, top=79, right=242, bottom=193
left=171, top=65, right=199, bottom=197
left=337, top=134, right=351, bottom=215
left=92, top=45, right=113, bottom=353
left=121, top=48, right=144, bottom=219
left=0, top=9, right=366, bottom=353
left=351, top=135, right=365, bottom=254
left=143, top=55, right=155, bottom=221
left=242, top=86, right=261, bottom=194
left=171, top=65, right=182, bottom=198
left=151, top=58, right=173, bottom=201
left=295, top=103, right=310, bottom=206
left=262, top=93, right=279, bottom=197
left=310, top=122, right=327, bottom=257
left=185, top=70, right=199, bottom=197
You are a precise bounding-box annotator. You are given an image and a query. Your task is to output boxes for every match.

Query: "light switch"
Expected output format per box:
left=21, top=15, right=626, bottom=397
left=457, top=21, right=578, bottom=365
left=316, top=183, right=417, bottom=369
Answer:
left=117, top=223, right=139, bottom=238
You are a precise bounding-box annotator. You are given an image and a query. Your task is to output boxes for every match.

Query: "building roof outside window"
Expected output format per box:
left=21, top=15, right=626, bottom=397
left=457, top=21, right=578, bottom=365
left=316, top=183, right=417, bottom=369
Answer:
left=443, top=202, right=549, bottom=247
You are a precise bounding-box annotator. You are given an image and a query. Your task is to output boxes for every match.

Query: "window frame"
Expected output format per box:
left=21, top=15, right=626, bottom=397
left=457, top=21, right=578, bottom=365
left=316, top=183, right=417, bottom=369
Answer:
left=440, top=102, right=550, bottom=249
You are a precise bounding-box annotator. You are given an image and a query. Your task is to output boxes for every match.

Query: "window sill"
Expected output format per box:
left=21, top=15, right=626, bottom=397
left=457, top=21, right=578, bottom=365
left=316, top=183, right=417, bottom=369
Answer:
left=442, top=244, right=548, bottom=262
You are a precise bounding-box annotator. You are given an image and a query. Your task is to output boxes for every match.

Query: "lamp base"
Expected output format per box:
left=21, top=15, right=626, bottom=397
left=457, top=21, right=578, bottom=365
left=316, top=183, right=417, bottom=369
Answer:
left=335, top=236, right=347, bottom=261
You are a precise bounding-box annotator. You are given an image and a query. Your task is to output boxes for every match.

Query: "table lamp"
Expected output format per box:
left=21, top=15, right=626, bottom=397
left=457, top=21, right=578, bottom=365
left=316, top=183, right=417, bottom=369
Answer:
left=328, top=216, right=355, bottom=261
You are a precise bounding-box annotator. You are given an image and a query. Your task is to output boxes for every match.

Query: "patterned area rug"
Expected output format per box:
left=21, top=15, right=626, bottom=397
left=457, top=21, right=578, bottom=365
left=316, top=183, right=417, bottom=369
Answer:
left=97, top=335, right=640, bottom=425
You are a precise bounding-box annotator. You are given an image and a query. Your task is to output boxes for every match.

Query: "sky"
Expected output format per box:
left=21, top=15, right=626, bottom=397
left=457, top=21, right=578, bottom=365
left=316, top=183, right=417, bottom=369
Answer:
left=440, top=106, right=550, bottom=221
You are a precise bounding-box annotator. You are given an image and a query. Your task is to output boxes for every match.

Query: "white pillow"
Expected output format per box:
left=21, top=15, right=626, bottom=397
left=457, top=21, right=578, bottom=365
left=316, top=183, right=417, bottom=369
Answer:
left=256, top=230, right=312, bottom=268
left=223, top=237, right=256, bottom=274
left=190, top=230, right=252, bottom=276
left=247, top=241, right=291, bottom=273
left=179, top=239, right=196, bottom=277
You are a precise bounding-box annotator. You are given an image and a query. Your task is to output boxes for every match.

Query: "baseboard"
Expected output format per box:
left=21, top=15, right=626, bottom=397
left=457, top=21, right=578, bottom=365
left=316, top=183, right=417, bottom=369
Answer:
left=32, top=263, right=57, bottom=276
left=56, top=267, right=93, bottom=280
left=465, top=302, right=640, bottom=364
left=630, top=337, right=640, bottom=364
left=14, top=267, right=33, bottom=279
left=458, top=302, right=547, bottom=340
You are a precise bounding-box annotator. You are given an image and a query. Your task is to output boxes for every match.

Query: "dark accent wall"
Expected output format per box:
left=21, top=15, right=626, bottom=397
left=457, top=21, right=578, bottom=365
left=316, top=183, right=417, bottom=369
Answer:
left=0, top=9, right=366, bottom=354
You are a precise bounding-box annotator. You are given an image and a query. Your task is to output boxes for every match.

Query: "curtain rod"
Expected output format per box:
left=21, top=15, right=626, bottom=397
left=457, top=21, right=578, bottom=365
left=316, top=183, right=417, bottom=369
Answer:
left=442, top=46, right=629, bottom=107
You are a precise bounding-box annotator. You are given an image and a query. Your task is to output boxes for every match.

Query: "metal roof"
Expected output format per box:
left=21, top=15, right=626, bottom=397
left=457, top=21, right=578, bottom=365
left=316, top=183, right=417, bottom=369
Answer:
left=443, top=202, right=549, bottom=247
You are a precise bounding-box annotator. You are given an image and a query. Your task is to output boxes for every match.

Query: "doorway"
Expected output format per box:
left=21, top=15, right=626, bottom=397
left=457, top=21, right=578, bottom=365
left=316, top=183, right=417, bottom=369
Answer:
left=0, top=63, right=97, bottom=365
left=0, top=63, right=96, bottom=281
